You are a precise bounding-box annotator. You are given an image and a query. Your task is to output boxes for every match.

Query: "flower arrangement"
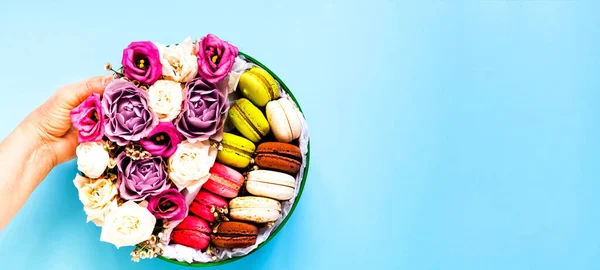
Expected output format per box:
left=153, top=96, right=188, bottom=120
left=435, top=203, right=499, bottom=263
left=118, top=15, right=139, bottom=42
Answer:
left=70, top=34, right=309, bottom=265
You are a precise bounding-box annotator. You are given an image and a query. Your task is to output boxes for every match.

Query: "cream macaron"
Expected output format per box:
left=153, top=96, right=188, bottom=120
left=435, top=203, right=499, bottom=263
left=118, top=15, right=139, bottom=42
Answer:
left=266, top=98, right=303, bottom=143
left=229, top=196, right=282, bottom=223
left=246, top=170, right=296, bottom=201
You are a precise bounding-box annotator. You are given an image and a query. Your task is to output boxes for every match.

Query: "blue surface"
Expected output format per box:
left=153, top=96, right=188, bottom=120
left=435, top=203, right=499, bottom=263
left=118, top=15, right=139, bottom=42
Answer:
left=1, top=1, right=600, bottom=269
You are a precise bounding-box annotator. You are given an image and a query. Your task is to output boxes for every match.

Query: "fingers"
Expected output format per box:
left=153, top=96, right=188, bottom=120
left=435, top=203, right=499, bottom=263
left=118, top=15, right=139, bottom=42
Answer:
left=38, top=126, right=79, bottom=167
left=52, top=126, right=79, bottom=164
left=85, top=75, right=114, bottom=95
left=28, top=75, right=113, bottom=141
left=56, top=75, right=113, bottom=111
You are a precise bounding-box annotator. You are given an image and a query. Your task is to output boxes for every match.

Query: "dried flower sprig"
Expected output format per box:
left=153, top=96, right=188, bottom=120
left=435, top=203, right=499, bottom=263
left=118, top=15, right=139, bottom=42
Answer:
left=104, top=171, right=118, bottom=182
left=210, top=205, right=229, bottom=228
left=104, top=62, right=124, bottom=77
left=119, top=75, right=149, bottom=91
left=130, top=232, right=166, bottom=262
left=103, top=140, right=122, bottom=170
left=104, top=140, right=119, bottom=155
left=205, top=244, right=219, bottom=261
left=125, top=143, right=153, bottom=160
left=107, top=158, right=118, bottom=169
left=248, top=158, right=259, bottom=171
left=104, top=62, right=154, bottom=90
left=208, top=139, right=223, bottom=150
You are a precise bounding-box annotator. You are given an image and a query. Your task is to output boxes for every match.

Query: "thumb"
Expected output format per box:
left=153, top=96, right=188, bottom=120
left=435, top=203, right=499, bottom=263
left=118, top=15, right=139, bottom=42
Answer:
left=56, top=75, right=113, bottom=111
left=27, top=75, right=114, bottom=141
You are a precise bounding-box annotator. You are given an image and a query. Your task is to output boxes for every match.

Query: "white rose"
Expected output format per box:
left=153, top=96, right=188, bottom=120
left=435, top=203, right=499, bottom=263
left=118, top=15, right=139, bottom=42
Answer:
left=100, top=201, right=156, bottom=248
left=148, top=80, right=183, bottom=121
left=169, top=140, right=217, bottom=192
left=76, top=141, right=110, bottom=179
left=73, top=174, right=118, bottom=226
left=156, top=37, right=198, bottom=83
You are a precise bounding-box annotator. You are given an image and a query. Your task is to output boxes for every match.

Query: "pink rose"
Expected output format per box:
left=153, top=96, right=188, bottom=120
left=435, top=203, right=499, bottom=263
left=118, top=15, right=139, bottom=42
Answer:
left=147, top=188, right=188, bottom=221
left=196, top=34, right=238, bottom=83
left=122, top=41, right=162, bottom=85
left=70, top=93, right=105, bottom=143
left=139, top=122, right=184, bottom=158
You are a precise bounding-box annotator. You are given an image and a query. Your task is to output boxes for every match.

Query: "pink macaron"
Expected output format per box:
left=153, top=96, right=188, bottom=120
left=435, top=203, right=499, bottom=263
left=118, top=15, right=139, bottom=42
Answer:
left=203, top=163, right=245, bottom=198
left=189, top=190, right=228, bottom=223
left=170, top=215, right=211, bottom=250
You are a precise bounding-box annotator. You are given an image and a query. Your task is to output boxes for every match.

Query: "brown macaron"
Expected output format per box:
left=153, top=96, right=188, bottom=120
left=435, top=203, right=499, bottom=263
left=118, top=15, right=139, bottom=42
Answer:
left=210, top=221, right=259, bottom=249
left=255, top=142, right=302, bottom=174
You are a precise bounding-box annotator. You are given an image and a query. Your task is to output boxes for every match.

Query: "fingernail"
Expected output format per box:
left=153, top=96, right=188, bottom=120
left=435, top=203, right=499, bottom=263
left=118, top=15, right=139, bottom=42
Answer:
left=101, top=75, right=114, bottom=87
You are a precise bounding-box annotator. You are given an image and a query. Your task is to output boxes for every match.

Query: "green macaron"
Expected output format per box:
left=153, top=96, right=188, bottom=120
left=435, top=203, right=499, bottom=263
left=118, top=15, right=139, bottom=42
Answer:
left=238, top=67, right=280, bottom=107
left=216, top=133, right=256, bottom=168
left=228, top=98, right=270, bottom=143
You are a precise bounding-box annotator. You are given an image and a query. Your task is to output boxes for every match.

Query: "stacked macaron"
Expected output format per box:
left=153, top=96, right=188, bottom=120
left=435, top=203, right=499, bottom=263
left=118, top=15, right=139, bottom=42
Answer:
left=169, top=66, right=305, bottom=251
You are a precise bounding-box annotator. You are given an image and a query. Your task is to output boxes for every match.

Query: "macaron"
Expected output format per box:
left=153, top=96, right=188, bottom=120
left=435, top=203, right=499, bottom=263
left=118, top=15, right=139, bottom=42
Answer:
left=238, top=67, right=280, bottom=107
left=228, top=98, right=270, bottom=143
left=255, top=142, right=302, bottom=174
left=210, top=221, right=259, bottom=249
left=189, top=190, right=228, bottom=223
left=170, top=216, right=212, bottom=250
left=229, top=196, right=282, bottom=223
left=246, top=170, right=296, bottom=201
left=216, top=133, right=256, bottom=168
left=203, top=163, right=245, bottom=198
left=266, top=98, right=303, bottom=143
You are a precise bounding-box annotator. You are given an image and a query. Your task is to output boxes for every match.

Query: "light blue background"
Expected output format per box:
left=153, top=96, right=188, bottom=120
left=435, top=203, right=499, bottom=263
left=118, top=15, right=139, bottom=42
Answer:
left=1, top=0, right=599, bottom=269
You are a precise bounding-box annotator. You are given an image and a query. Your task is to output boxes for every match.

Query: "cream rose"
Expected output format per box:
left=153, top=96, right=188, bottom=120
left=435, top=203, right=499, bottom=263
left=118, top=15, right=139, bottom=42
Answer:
left=156, top=37, right=198, bottom=83
left=100, top=201, right=156, bottom=248
left=148, top=80, right=184, bottom=122
left=73, top=174, right=118, bottom=226
left=168, top=140, right=217, bottom=192
left=76, top=141, right=110, bottom=179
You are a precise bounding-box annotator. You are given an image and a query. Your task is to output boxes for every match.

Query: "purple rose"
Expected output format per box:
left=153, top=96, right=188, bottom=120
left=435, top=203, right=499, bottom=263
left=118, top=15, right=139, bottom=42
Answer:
left=102, top=79, right=159, bottom=146
left=117, top=152, right=169, bottom=202
left=122, top=41, right=162, bottom=85
left=197, top=34, right=238, bottom=83
left=70, top=93, right=104, bottom=143
left=175, top=77, right=228, bottom=141
left=139, top=122, right=184, bottom=158
left=147, top=188, right=188, bottom=221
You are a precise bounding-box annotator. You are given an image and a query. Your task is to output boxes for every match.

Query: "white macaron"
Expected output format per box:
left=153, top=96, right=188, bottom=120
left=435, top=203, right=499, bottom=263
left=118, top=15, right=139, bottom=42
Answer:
left=229, top=196, right=282, bottom=223
left=266, top=98, right=303, bottom=143
left=246, top=170, right=296, bottom=201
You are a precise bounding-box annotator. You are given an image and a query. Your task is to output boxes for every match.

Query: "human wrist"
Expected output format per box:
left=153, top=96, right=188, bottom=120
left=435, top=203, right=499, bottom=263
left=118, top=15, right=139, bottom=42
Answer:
left=10, top=117, right=57, bottom=172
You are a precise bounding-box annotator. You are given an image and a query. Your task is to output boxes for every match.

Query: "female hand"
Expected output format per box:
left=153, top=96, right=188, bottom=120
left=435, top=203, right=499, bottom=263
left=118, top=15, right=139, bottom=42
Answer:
left=0, top=75, right=112, bottom=230
left=25, top=75, right=113, bottom=166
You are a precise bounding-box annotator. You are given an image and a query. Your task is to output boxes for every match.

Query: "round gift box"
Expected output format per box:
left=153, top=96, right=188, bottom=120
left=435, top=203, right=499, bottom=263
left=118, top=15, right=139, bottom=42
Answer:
left=157, top=52, right=310, bottom=267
